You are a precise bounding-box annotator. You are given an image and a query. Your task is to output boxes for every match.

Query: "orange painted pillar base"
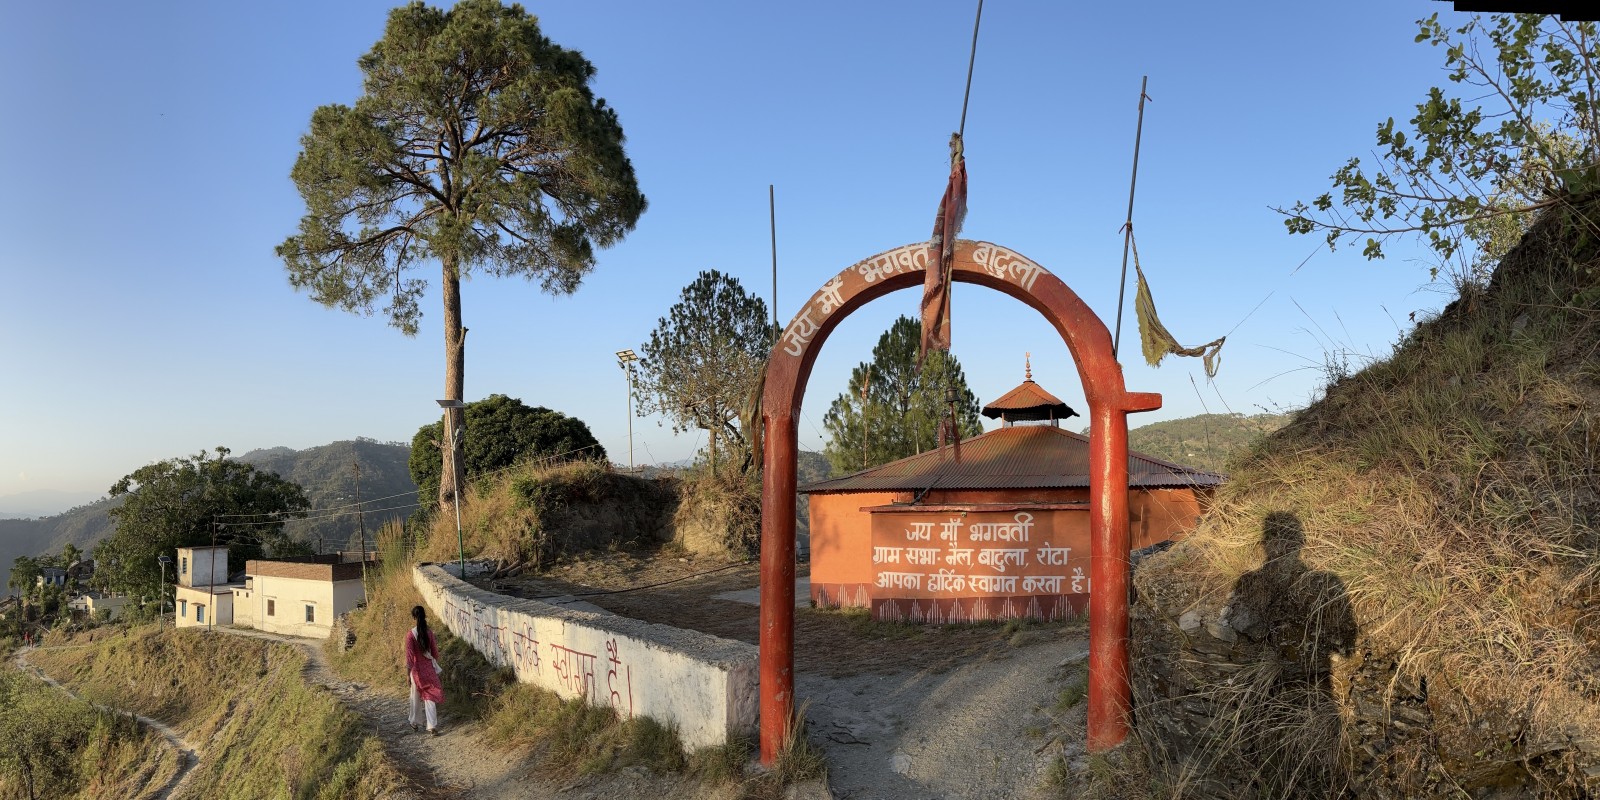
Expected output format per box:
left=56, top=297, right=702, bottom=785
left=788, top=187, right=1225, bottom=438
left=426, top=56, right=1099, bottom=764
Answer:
left=758, top=409, right=798, bottom=764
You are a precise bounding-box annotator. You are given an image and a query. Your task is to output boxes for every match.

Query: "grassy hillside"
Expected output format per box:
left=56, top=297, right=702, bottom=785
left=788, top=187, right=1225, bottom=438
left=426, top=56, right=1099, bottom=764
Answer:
left=237, top=438, right=416, bottom=553
left=1127, top=413, right=1291, bottom=472
left=30, top=627, right=405, bottom=799
left=1120, top=200, right=1600, bottom=797
left=0, top=666, right=175, bottom=800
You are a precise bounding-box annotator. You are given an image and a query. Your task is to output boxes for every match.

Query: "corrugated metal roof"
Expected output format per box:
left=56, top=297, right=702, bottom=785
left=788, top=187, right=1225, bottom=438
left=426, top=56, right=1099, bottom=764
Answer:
left=800, top=425, right=1226, bottom=493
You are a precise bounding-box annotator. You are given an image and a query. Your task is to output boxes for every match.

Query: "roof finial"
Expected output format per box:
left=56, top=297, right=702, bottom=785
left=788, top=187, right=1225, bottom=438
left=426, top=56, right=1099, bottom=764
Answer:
left=1025, top=352, right=1032, bottom=381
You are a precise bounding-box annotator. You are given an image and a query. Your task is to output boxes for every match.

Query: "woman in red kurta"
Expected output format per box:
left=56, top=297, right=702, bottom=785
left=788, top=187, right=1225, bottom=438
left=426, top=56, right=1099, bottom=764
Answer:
left=406, top=605, right=444, bottom=734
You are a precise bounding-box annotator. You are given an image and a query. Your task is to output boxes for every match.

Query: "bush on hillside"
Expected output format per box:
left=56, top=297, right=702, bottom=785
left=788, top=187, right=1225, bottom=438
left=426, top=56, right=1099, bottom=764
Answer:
left=423, top=460, right=676, bottom=571
left=672, top=471, right=760, bottom=559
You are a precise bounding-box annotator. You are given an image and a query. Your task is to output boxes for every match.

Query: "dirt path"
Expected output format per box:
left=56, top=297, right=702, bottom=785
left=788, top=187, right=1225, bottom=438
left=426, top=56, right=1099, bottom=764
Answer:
left=491, top=552, right=1095, bottom=799
left=14, top=646, right=199, bottom=800
left=208, top=627, right=545, bottom=799
left=209, top=627, right=706, bottom=800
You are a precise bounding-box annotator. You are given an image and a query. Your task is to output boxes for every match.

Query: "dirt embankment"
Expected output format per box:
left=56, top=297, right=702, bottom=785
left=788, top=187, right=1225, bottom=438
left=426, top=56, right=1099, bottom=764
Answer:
left=1129, top=201, right=1600, bottom=798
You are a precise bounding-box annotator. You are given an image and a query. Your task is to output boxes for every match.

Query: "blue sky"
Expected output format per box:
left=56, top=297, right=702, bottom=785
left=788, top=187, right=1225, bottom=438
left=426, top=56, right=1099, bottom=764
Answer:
left=1, top=0, right=1471, bottom=512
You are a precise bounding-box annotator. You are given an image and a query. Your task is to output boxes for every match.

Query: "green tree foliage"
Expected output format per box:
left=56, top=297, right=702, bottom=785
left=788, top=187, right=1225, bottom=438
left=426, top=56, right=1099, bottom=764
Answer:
left=634, top=270, right=772, bottom=477
left=1280, top=14, right=1600, bottom=280
left=278, top=0, right=645, bottom=511
left=822, top=316, right=982, bottom=475
left=7, top=556, right=40, bottom=596
left=409, top=394, right=605, bottom=514
left=96, top=448, right=310, bottom=596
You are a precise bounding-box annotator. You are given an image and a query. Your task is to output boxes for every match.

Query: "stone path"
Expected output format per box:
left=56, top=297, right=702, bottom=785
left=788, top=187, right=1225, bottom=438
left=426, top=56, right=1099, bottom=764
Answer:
left=14, top=646, right=200, bottom=800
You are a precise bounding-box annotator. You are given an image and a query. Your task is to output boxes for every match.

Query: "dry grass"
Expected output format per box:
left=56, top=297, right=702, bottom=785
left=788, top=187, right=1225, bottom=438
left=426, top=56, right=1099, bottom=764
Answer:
left=28, top=625, right=407, bottom=800
left=1112, top=200, right=1600, bottom=797
left=672, top=470, right=761, bottom=558
left=421, top=460, right=675, bottom=569
left=0, top=667, right=175, bottom=800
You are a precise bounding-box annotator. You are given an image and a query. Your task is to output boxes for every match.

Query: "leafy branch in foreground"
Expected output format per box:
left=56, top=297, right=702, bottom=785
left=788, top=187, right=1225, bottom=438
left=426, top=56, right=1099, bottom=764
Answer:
left=1278, top=13, right=1600, bottom=279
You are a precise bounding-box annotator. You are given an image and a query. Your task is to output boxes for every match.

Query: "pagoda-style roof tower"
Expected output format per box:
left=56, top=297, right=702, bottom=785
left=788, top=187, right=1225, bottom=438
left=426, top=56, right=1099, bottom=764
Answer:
left=981, top=354, right=1077, bottom=427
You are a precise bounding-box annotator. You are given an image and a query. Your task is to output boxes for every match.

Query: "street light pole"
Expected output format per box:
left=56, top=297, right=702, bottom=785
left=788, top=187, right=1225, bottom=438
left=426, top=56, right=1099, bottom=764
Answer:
left=209, top=520, right=220, bottom=632
left=616, top=349, right=639, bottom=473
left=436, top=398, right=468, bottom=578
left=157, top=554, right=171, bottom=626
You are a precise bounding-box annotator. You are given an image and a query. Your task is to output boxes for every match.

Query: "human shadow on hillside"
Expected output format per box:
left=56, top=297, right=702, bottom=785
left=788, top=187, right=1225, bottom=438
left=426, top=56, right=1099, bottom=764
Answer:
left=1220, top=511, right=1356, bottom=792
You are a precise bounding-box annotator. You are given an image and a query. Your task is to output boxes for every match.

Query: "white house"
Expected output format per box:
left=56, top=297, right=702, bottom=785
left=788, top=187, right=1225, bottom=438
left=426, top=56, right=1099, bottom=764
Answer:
left=232, top=553, right=370, bottom=638
left=68, top=592, right=130, bottom=621
left=174, top=545, right=237, bottom=628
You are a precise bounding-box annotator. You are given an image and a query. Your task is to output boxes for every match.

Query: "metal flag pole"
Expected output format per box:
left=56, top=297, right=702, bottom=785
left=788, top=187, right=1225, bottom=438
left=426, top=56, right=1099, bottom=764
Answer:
left=1112, top=76, right=1151, bottom=361
left=770, top=184, right=779, bottom=342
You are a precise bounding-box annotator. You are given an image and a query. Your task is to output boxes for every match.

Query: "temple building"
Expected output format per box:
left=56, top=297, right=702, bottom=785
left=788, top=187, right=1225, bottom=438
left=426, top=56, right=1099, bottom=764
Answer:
left=800, top=359, right=1223, bottom=622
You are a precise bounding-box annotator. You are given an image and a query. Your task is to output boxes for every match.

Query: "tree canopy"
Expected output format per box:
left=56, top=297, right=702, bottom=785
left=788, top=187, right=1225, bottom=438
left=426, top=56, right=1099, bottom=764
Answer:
left=7, top=556, right=39, bottom=595
left=409, top=394, right=605, bottom=511
left=1280, top=13, right=1600, bottom=282
left=633, top=270, right=772, bottom=476
left=822, top=316, right=983, bottom=475
left=96, top=448, right=310, bottom=595
left=278, top=0, right=645, bottom=511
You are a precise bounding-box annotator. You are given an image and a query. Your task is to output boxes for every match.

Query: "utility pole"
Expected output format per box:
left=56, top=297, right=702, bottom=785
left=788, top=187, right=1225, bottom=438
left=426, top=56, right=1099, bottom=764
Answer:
left=353, top=456, right=368, bottom=599
left=770, top=184, right=779, bottom=344
left=208, top=519, right=218, bottom=632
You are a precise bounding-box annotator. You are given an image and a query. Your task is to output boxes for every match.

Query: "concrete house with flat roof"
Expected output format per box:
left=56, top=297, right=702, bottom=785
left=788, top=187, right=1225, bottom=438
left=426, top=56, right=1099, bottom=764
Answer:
left=232, top=553, right=370, bottom=638
left=174, top=545, right=235, bottom=628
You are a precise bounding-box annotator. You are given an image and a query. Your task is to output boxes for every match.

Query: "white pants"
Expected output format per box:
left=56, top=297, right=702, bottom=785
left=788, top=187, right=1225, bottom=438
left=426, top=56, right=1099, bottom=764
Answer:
left=409, top=682, right=438, bottom=731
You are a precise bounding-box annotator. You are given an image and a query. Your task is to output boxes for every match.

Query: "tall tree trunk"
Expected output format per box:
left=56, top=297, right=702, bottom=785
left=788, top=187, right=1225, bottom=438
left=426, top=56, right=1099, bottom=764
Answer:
left=708, top=423, right=718, bottom=478
left=441, top=256, right=466, bottom=516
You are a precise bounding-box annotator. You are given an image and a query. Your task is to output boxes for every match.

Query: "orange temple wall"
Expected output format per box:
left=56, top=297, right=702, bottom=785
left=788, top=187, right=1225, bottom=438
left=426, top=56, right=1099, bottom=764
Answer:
left=807, top=487, right=1206, bottom=621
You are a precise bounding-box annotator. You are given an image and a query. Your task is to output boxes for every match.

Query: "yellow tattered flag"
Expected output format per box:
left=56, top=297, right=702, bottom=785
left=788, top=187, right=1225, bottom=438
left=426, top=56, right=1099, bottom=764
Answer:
left=1131, top=235, right=1225, bottom=377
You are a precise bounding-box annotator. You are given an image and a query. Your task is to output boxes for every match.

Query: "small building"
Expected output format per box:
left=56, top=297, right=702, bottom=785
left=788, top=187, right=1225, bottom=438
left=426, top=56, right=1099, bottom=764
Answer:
left=174, top=545, right=237, bottom=628
left=68, top=592, right=130, bottom=621
left=801, top=364, right=1223, bottom=622
left=36, top=567, right=67, bottom=589
left=232, top=553, right=371, bottom=639
left=174, top=545, right=240, bottom=627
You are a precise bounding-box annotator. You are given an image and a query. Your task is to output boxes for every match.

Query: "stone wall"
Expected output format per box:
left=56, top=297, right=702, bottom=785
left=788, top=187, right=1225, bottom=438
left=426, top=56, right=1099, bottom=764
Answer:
left=413, top=564, right=758, bottom=750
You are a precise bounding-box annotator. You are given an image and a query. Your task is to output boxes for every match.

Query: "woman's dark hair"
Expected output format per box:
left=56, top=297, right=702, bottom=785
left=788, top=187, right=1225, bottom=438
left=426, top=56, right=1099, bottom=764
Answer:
left=411, top=605, right=430, bottom=655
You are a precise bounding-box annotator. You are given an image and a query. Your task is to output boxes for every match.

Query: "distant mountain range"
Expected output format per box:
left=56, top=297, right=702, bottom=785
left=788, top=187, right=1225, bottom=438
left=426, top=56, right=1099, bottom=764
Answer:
left=1, top=439, right=416, bottom=590
left=0, top=489, right=109, bottom=519
left=2, top=416, right=1289, bottom=590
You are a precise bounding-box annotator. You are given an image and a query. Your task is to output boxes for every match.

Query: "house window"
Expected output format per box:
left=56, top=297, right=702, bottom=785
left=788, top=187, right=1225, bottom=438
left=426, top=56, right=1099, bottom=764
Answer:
left=181, top=557, right=188, bottom=575
left=267, top=599, right=275, bottom=617
left=196, top=604, right=206, bottom=623
left=179, top=599, right=187, bottom=617
left=305, top=604, right=315, bottom=623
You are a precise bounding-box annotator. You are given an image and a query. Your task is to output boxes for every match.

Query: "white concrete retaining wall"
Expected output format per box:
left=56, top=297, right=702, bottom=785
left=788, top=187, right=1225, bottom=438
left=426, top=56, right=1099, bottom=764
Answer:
left=413, top=564, right=758, bottom=750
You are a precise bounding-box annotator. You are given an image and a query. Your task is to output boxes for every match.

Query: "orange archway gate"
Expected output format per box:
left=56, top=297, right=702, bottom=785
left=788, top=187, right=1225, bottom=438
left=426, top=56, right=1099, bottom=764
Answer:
left=758, top=239, right=1161, bottom=762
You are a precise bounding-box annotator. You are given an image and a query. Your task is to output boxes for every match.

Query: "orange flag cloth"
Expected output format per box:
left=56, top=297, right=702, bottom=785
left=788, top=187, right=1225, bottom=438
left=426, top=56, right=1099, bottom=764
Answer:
left=920, top=133, right=967, bottom=368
